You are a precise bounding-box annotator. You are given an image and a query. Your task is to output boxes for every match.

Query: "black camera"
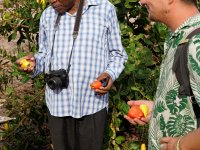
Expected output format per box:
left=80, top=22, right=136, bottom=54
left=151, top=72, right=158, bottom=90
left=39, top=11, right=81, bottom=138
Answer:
left=45, top=69, right=69, bottom=90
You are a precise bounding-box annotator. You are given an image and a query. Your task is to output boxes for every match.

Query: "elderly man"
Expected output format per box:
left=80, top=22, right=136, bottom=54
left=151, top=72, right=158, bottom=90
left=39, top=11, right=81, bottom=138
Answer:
left=16, top=0, right=127, bottom=149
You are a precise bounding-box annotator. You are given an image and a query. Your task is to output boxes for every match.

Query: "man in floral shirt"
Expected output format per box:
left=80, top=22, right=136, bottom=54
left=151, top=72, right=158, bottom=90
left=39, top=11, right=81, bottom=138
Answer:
left=124, top=0, right=200, bottom=149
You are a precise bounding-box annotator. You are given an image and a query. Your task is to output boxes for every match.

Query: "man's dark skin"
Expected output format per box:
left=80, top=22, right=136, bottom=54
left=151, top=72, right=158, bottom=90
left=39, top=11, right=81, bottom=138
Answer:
left=49, top=0, right=80, bottom=15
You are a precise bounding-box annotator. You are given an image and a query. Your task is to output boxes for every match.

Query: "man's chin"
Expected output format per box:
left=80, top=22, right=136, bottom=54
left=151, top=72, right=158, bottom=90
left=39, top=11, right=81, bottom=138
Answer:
left=149, top=15, right=157, bottom=22
left=55, top=9, right=65, bottom=14
left=52, top=6, right=66, bottom=14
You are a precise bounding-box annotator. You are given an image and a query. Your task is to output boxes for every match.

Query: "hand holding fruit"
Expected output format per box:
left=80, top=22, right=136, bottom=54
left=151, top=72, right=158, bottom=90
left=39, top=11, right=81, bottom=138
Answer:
left=124, top=100, right=154, bottom=126
left=90, top=73, right=112, bottom=95
left=127, top=104, right=149, bottom=119
left=20, top=59, right=31, bottom=68
left=16, top=55, right=35, bottom=72
left=90, top=80, right=102, bottom=89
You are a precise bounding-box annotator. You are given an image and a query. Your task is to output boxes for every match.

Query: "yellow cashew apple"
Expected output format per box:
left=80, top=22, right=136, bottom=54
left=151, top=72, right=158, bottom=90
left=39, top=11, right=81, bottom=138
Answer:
left=139, top=104, right=149, bottom=117
left=4, top=122, right=9, bottom=131
left=140, top=143, right=146, bottom=150
left=20, top=59, right=31, bottom=69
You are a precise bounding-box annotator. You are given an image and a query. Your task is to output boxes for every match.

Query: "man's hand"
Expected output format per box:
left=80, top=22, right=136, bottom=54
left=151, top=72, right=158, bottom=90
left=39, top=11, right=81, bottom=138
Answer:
left=160, top=137, right=181, bottom=150
left=91, top=72, right=113, bottom=95
left=160, top=128, right=200, bottom=150
left=124, top=100, right=154, bottom=126
left=16, top=54, right=35, bottom=73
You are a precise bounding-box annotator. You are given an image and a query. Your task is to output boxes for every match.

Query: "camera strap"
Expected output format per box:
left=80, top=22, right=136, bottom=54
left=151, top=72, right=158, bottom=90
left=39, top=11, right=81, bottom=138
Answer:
left=67, top=0, right=84, bottom=74
left=49, top=14, right=61, bottom=71
left=49, top=0, right=85, bottom=72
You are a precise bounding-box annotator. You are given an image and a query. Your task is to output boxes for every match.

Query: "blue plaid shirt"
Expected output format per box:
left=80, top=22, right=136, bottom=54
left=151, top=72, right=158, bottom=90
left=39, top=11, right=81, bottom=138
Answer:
left=33, top=0, right=127, bottom=118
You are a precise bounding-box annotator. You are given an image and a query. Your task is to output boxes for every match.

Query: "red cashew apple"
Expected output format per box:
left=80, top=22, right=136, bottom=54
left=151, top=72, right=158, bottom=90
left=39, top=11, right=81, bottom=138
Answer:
left=127, top=106, right=144, bottom=119
left=127, top=104, right=149, bottom=119
left=90, top=81, right=102, bottom=89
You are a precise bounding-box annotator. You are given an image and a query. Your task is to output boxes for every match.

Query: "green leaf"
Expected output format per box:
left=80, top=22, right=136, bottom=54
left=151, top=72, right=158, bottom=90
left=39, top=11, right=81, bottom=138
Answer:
left=189, top=54, right=200, bottom=76
left=166, top=114, right=195, bottom=136
left=3, top=0, right=11, bottom=8
left=115, top=136, right=125, bottom=144
left=114, top=117, right=122, bottom=128
left=128, top=141, right=140, bottom=150
left=8, top=31, right=17, bottom=42
left=165, top=90, right=187, bottom=114
left=3, top=145, right=8, bottom=150
left=153, top=101, right=166, bottom=117
left=110, top=0, right=121, bottom=5
left=124, top=0, right=138, bottom=9
left=6, top=87, right=13, bottom=95
left=21, top=75, right=30, bottom=83
left=118, top=101, right=130, bottom=115
left=159, top=114, right=166, bottom=131
left=3, top=12, right=11, bottom=19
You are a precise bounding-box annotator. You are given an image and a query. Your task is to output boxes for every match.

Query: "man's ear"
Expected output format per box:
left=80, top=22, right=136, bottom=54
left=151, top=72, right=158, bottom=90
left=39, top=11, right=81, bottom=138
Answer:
left=49, top=0, right=56, bottom=4
left=164, top=0, right=174, bottom=14
left=168, top=0, right=174, bottom=5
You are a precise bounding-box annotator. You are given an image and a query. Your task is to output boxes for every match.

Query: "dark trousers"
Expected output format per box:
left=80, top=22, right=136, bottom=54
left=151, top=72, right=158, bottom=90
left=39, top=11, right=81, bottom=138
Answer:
left=48, top=108, right=107, bottom=150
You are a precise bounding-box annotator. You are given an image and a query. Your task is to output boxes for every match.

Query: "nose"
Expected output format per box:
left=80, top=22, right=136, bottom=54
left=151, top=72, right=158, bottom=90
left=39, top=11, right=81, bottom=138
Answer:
left=139, top=0, right=146, bottom=6
left=49, top=0, right=57, bottom=4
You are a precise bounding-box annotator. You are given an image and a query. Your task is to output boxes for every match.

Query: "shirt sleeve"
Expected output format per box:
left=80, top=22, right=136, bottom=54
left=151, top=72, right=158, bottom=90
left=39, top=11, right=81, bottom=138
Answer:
left=188, top=36, right=200, bottom=106
left=105, top=4, right=128, bottom=81
left=31, top=12, right=48, bottom=77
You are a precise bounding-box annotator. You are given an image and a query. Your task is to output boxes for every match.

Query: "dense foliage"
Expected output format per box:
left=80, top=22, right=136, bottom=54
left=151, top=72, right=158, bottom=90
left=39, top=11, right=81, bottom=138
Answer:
left=0, top=0, right=167, bottom=149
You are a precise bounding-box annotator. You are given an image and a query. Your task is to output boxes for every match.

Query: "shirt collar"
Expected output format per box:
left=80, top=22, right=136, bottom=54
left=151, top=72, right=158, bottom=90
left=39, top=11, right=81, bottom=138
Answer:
left=86, top=0, right=101, bottom=6
left=170, top=13, right=200, bottom=40
left=65, top=0, right=101, bottom=16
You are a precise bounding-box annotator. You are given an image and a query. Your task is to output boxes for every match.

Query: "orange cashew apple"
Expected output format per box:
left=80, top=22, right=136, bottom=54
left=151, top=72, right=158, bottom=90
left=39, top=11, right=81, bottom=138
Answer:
left=90, top=81, right=102, bottom=89
left=127, top=104, right=149, bottom=119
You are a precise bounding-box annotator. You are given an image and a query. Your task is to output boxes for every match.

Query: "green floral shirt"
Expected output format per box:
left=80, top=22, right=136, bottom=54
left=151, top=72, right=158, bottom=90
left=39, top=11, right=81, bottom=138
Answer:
left=148, top=14, right=200, bottom=149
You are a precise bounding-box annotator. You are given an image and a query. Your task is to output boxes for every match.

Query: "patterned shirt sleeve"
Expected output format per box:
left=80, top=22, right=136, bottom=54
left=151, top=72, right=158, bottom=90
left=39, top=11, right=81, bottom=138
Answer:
left=105, top=4, right=128, bottom=81
left=31, top=11, right=48, bottom=77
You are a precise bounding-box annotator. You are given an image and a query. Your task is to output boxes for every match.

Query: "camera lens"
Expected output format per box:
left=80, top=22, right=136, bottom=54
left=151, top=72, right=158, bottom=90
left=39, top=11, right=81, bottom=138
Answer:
left=47, top=77, right=63, bottom=90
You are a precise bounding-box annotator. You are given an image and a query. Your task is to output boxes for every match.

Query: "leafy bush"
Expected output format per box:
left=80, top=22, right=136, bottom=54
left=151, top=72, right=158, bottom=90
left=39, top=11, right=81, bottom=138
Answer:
left=104, top=0, right=167, bottom=149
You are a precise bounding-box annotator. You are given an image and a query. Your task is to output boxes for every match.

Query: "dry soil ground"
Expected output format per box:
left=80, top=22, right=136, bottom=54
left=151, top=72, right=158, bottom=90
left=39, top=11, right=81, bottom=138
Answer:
left=0, top=35, right=32, bottom=117
left=0, top=36, right=16, bottom=116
